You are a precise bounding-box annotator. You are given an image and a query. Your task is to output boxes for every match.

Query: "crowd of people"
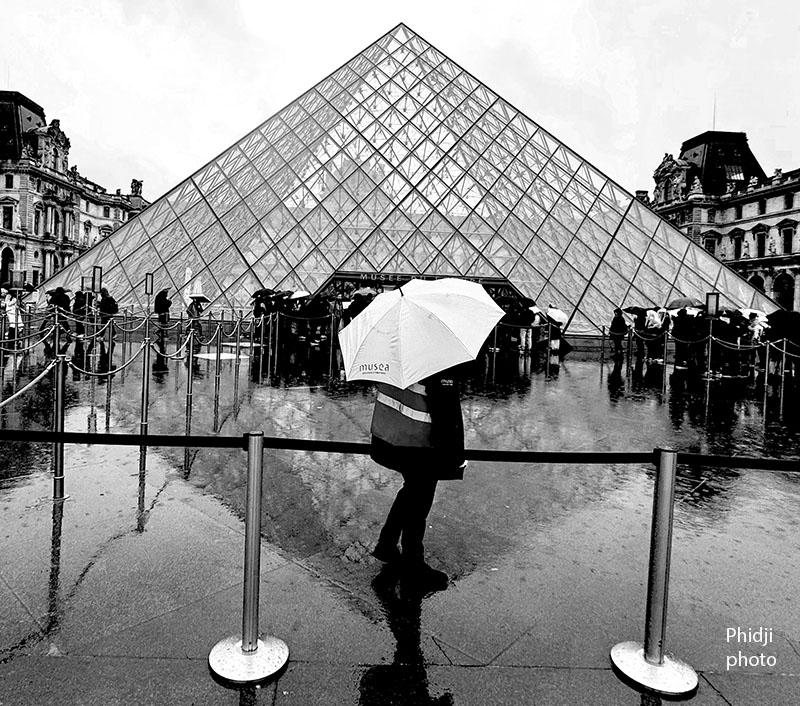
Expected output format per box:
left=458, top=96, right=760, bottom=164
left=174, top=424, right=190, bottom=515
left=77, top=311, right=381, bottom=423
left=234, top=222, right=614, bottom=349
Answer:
left=608, top=304, right=770, bottom=377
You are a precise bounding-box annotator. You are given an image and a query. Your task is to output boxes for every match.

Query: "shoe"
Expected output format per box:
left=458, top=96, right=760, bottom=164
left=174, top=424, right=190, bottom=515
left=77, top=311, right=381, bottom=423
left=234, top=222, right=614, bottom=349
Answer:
left=400, top=561, right=449, bottom=592
left=371, top=541, right=401, bottom=563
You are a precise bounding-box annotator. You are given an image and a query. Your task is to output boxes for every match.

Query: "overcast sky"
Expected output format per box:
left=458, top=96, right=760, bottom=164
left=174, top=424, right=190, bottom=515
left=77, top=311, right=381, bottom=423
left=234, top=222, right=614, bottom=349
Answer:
left=3, top=1, right=798, bottom=203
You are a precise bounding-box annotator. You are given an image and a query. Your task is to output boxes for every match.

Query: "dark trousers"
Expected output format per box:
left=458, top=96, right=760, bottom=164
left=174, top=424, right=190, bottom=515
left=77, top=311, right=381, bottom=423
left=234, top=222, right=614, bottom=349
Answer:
left=378, top=473, right=438, bottom=564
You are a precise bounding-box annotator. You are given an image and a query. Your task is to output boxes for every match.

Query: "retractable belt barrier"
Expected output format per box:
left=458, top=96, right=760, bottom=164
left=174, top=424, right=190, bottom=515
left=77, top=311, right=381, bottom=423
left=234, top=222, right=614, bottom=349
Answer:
left=1, top=425, right=797, bottom=690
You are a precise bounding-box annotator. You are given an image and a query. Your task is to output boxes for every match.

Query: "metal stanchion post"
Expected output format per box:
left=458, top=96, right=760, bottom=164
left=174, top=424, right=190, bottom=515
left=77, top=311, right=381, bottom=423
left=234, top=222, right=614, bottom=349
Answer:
left=272, top=312, right=280, bottom=378
left=778, top=340, right=786, bottom=422
left=213, top=324, right=222, bottom=432
left=626, top=330, right=632, bottom=376
left=762, top=342, right=770, bottom=412
left=209, top=432, right=289, bottom=682
left=611, top=448, right=697, bottom=695
left=105, top=321, right=114, bottom=432
left=600, top=325, right=606, bottom=366
left=52, top=354, right=67, bottom=500
left=136, top=324, right=152, bottom=529
left=184, top=331, right=195, bottom=476
left=328, top=312, right=335, bottom=382
left=662, top=332, right=669, bottom=393
left=233, top=316, right=242, bottom=415
left=247, top=315, right=255, bottom=380
left=259, top=315, right=266, bottom=384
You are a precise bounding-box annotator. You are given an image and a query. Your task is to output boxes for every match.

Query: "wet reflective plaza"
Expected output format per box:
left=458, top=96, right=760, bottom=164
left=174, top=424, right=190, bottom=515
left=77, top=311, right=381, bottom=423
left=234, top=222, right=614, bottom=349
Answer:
left=1, top=341, right=799, bottom=702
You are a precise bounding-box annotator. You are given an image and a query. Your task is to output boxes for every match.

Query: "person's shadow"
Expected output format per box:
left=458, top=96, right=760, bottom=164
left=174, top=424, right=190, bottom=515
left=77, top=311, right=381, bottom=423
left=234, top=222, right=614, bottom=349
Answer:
left=359, top=566, right=454, bottom=706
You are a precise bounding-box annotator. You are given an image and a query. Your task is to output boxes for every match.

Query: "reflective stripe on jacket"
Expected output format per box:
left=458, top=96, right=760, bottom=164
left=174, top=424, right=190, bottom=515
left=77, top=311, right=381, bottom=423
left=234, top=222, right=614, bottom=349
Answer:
left=370, top=382, right=433, bottom=449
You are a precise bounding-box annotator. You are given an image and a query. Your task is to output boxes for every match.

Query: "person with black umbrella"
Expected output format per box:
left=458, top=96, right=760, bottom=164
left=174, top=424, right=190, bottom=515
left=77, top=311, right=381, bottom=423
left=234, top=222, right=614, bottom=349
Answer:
left=154, top=288, right=172, bottom=326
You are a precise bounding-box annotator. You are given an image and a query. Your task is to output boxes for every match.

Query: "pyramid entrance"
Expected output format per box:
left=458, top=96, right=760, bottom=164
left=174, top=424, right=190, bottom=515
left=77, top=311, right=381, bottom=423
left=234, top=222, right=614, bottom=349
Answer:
left=39, top=23, right=778, bottom=333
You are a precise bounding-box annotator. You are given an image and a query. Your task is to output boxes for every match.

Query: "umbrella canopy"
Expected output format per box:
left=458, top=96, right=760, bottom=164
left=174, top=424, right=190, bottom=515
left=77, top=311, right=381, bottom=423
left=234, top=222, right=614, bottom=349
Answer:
left=189, top=294, right=210, bottom=303
left=667, top=306, right=703, bottom=317
left=622, top=305, right=655, bottom=315
left=738, top=308, right=768, bottom=324
left=666, top=296, right=703, bottom=309
left=250, top=288, right=275, bottom=298
left=545, top=305, right=568, bottom=325
left=338, top=277, right=504, bottom=388
left=289, top=289, right=311, bottom=300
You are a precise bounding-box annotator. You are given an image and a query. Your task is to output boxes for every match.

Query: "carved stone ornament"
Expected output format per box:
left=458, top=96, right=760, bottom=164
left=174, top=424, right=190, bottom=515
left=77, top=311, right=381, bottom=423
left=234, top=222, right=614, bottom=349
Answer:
left=689, top=176, right=703, bottom=194
left=130, top=179, right=143, bottom=196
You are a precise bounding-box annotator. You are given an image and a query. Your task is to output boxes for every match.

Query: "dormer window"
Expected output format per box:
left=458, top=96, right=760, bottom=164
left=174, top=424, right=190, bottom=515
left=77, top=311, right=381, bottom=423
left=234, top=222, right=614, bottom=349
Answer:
left=103, top=206, right=110, bottom=218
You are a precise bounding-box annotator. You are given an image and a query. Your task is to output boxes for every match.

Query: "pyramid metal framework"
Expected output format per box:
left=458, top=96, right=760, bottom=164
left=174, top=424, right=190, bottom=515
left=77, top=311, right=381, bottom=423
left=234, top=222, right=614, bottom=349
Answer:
left=41, top=24, right=777, bottom=333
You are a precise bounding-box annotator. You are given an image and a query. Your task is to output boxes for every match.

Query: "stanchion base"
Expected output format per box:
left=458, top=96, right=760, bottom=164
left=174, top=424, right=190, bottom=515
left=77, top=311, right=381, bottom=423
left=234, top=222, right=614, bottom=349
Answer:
left=610, top=641, right=698, bottom=695
left=208, top=635, right=289, bottom=684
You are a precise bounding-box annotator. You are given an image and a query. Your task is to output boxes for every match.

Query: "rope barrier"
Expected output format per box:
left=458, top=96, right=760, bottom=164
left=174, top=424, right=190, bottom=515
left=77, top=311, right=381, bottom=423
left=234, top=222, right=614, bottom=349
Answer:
left=0, top=359, right=57, bottom=409
left=66, top=319, right=113, bottom=342
left=67, top=340, right=147, bottom=377
left=155, top=331, right=194, bottom=360
left=114, top=318, right=147, bottom=333
left=0, top=428, right=247, bottom=449
left=0, top=425, right=795, bottom=473
left=221, top=319, right=242, bottom=339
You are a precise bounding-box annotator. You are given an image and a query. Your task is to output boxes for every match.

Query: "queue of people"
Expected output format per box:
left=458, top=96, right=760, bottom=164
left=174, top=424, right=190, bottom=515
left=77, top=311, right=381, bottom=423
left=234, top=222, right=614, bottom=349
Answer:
left=609, top=304, right=771, bottom=378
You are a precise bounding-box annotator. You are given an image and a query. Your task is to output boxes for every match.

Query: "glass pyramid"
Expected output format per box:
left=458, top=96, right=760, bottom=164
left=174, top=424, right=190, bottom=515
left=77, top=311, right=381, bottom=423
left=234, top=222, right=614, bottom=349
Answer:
left=41, top=23, right=777, bottom=333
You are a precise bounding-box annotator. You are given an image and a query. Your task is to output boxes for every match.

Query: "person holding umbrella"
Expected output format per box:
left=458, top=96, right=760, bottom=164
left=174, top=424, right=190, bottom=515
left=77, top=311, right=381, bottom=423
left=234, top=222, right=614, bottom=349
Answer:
left=370, top=363, right=468, bottom=591
left=154, top=288, right=172, bottom=326
left=187, top=294, right=209, bottom=338
left=338, top=278, right=504, bottom=592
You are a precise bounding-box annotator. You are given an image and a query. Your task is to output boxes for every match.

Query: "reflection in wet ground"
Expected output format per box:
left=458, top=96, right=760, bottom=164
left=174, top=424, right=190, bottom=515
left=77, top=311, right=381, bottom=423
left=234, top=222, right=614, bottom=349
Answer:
left=2, top=346, right=799, bottom=600
left=360, top=566, right=454, bottom=706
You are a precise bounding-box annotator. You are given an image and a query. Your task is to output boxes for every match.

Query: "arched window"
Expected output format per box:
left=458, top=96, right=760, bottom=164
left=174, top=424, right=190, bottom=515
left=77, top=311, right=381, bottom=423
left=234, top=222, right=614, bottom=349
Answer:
left=0, top=247, right=14, bottom=286
left=774, top=272, right=795, bottom=311
left=748, top=274, right=765, bottom=293
left=729, top=228, right=745, bottom=259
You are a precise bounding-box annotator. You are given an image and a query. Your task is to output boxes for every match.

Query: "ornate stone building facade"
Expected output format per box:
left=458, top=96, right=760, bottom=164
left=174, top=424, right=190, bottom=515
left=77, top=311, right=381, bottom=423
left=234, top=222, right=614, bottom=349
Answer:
left=0, top=91, right=148, bottom=287
left=637, top=130, right=799, bottom=311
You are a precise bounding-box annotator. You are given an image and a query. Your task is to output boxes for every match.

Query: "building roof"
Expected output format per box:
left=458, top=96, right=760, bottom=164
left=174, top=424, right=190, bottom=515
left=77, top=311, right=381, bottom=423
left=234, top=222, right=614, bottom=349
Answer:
left=36, top=24, right=778, bottom=331
left=678, top=131, right=767, bottom=196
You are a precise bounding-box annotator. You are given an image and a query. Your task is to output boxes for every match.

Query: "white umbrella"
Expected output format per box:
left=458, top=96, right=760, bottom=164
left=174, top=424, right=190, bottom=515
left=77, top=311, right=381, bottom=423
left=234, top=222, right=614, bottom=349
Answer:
left=738, top=308, right=768, bottom=324
left=289, top=290, right=311, bottom=299
left=545, top=305, right=568, bottom=326
left=338, top=278, right=504, bottom=388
